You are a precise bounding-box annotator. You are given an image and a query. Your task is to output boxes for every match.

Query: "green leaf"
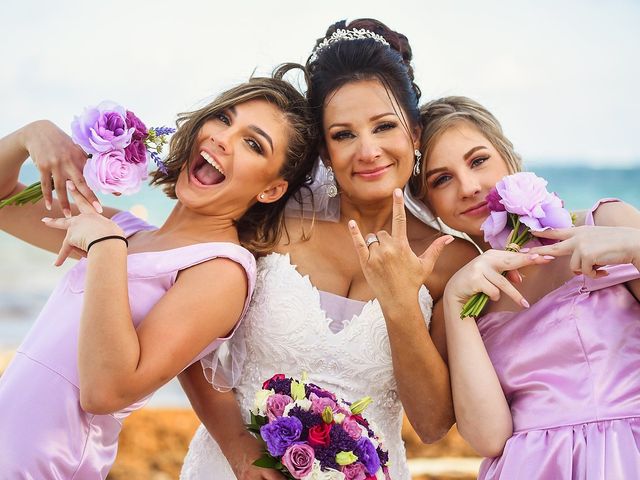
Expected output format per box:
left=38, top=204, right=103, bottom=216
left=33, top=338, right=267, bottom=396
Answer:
left=253, top=454, right=279, bottom=468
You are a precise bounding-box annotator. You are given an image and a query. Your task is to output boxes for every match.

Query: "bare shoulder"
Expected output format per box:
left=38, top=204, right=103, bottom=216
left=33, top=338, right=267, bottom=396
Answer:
left=176, top=256, right=248, bottom=294
left=593, top=200, right=640, bottom=227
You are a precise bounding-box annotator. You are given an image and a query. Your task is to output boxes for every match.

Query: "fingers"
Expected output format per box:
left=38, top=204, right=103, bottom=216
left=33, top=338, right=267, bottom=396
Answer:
left=391, top=188, right=407, bottom=240
left=54, top=240, right=74, bottom=267
left=52, top=170, right=71, bottom=218
left=41, top=216, right=71, bottom=230
left=490, top=251, right=554, bottom=272
left=40, top=173, right=53, bottom=211
left=531, top=228, right=574, bottom=240
left=68, top=172, right=102, bottom=213
left=348, top=220, right=370, bottom=266
left=419, top=235, right=454, bottom=275
left=484, top=269, right=529, bottom=308
left=505, top=269, right=522, bottom=284
left=66, top=181, right=98, bottom=214
left=527, top=238, right=575, bottom=257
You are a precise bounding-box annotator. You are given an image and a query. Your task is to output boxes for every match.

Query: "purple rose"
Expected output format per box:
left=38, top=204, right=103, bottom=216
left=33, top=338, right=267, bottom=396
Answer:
left=83, top=150, right=148, bottom=195
left=281, top=443, right=315, bottom=479
left=485, top=187, right=505, bottom=212
left=260, top=416, right=303, bottom=457
left=266, top=394, right=293, bottom=421
left=123, top=111, right=148, bottom=165
left=342, top=416, right=363, bottom=440
left=539, top=194, right=573, bottom=229
left=310, top=392, right=338, bottom=415
left=341, top=462, right=367, bottom=480
left=354, top=437, right=380, bottom=475
left=71, top=101, right=134, bottom=155
left=495, top=172, right=553, bottom=219
left=481, top=210, right=509, bottom=249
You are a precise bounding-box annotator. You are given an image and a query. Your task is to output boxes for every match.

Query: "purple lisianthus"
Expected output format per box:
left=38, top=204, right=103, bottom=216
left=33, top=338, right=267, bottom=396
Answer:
left=281, top=443, right=315, bottom=479
left=341, top=462, right=367, bottom=480
left=310, top=392, right=338, bottom=415
left=354, top=437, right=380, bottom=475
left=266, top=394, right=293, bottom=421
left=260, top=416, right=303, bottom=457
left=123, top=110, right=148, bottom=165
left=83, top=150, right=148, bottom=195
left=71, top=101, right=134, bottom=155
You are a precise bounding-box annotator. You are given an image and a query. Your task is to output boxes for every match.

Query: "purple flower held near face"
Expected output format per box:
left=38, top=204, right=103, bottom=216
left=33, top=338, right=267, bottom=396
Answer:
left=83, top=150, right=148, bottom=195
left=281, top=443, right=315, bottom=479
left=260, top=416, right=303, bottom=457
left=495, top=172, right=552, bottom=218
left=71, top=101, right=134, bottom=155
left=355, top=437, right=381, bottom=475
left=485, top=187, right=505, bottom=212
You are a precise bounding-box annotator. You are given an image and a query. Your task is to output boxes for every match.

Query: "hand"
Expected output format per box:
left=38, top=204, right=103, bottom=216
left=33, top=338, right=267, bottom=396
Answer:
left=348, top=188, right=453, bottom=307
left=23, top=120, right=101, bottom=216
left=529, top=226, right=640, bottom=277
left=227, top=435, right=286, bottom=480
left=444, top=249, right=555, bottom=310
left=42, top=181, right=122, bottom=266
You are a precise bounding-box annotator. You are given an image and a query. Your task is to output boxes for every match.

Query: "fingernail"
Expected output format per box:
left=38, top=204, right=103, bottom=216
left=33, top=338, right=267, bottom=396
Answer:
left=520, top=247, right=530, bottom=253
left=543, top=255, right=555, bottom=260
left=65, top=180, right=75, bottom=191
left=44, top=199, right=52, bottom=210
left=444, top=236, right=454, bottom=245
left=528, top=254, right=539, bottom=260
left=63, top=209, right=71, bottom=218
left=93, top=201, right=103, bottom=214
left=348, top=220, right=356, bottom=229
left=521, top=298, right=530, bottom=308
left=41, top=217, right=52, bottom=223
left=394, top=189, right=402, bottom=199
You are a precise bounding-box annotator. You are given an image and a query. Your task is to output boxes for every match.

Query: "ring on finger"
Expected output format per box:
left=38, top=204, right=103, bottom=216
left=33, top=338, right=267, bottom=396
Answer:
left=365, top=234, right=380, bottom=248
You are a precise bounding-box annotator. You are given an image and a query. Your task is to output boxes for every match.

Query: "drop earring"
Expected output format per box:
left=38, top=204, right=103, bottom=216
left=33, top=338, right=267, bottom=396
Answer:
left=326, top=166, right=338, bottom=198
left=413, top=149, right=422, bottom=177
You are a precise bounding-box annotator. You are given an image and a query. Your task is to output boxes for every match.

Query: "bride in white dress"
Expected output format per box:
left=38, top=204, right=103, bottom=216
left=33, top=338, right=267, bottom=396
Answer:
left=179, top=19, right=477, bottom=480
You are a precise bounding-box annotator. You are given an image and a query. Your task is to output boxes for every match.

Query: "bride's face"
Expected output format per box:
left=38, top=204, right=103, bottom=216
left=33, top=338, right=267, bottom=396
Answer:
left=423, top=121, right=510, bottom=236
left=322, top=79, right=419, bottom=204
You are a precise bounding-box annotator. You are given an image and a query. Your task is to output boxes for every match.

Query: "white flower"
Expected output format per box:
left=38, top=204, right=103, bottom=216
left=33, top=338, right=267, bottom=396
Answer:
left=301, top=460, right=346, bottom=480
left=251, top=389, right=274, bottom=416
left=375, top=468, right=386, bottom=479
left=283, top=397, right=312, bottom=416
left=334, top=413, right=346, bottom=424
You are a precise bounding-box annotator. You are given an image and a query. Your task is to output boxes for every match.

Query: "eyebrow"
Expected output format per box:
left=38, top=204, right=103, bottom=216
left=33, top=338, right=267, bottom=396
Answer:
left=227, top=106, right=274, bottom=153
left=424, top=145, right=489, bottom=178
left=327, top=111, right=396, bottom=130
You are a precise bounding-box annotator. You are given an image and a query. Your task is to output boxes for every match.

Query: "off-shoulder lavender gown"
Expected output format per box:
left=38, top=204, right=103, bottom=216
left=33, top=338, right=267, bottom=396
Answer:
left=0, top=211, right=256, bottom=479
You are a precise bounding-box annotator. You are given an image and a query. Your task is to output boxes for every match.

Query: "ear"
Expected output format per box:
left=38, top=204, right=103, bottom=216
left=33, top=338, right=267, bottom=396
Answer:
left=412, top=124, right=423, bottom=150
left=256, top=179, right=289, bottom=204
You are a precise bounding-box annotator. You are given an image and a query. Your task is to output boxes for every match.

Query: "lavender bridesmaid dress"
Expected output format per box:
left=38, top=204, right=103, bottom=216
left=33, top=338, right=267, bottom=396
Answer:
left=477, top=200, right=640, bottom=479
left=0, top=211, right=256, bottom=479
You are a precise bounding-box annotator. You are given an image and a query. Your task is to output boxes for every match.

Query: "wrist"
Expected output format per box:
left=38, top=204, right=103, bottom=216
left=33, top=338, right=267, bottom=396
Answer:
left=86, top=233, right=128, bottom=254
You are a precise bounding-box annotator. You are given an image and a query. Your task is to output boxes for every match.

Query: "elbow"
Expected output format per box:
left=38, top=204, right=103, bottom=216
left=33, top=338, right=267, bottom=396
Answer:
left=412, top=415, right=456, bottom=444
left=459, top=425, right=511, bottom=458
left=79, top=384, right=129, bottom=415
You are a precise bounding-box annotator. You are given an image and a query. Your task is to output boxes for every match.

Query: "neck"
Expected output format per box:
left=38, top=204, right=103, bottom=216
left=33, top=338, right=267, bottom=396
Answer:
left=155, top=202, right=240, bottom=244
left=470, top=233, right=491, bottom=251
left=338, top=194, right=393, bottom=234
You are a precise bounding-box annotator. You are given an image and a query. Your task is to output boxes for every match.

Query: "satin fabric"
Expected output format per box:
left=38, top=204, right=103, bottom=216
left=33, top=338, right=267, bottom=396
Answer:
left=0, top=211, right=256, bottom=479
left=477, top=200, right=640, bottom=479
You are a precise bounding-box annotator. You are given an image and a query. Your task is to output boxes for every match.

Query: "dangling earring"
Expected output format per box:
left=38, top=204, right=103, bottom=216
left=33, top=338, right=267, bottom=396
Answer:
left=413, top=149, right=422, bottom=177
left=326, top=166, right=338, bottom=198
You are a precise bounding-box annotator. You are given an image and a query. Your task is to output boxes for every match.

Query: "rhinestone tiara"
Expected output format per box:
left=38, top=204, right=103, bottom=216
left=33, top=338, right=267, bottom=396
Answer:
left=310, top=28, right=390, bottom=62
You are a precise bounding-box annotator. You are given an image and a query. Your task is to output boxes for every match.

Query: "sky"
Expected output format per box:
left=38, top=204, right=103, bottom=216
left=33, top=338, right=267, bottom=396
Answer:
left=1, top=0, right=639, bottom=167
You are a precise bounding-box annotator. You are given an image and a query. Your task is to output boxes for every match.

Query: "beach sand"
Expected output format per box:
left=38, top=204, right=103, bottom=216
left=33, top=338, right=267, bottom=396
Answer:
left=109, top=408, right=481, bottom=480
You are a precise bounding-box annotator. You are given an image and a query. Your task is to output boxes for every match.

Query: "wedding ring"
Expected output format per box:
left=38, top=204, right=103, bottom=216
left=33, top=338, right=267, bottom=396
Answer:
left=365, top=234, right=380, bottom=248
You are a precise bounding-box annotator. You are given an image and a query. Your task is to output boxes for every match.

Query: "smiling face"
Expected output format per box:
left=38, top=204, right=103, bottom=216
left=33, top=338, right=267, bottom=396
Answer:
left=322, top=79, right=419, bottom=204
left=175, top=98, right=290, bottom=215
left=424, top=121, right=510, bottom=237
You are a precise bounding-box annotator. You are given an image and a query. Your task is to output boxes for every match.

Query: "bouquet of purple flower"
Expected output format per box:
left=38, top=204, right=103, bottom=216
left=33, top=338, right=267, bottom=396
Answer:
left=0, top=101, right=174, bottom=208
left=247, top=373, right=391, bottom=480
left=460, top=172, right=573, bottom=319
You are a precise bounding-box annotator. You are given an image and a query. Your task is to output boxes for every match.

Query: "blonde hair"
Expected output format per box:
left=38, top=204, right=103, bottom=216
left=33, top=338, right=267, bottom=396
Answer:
left=410, top=96, right=522, bottom=198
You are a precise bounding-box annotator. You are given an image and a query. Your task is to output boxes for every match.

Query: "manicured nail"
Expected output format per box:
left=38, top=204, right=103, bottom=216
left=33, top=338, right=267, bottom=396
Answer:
left=63, top=209, right=71, bottom=218
left=41, top=217, right=52, bottom=223
left=394, top=188, right=402, bottom=199
left=521, top=298, right=530, bottom=308
left=444, top=236, right=454, bottom=245
left=348, top=220, right=356, bottom=230
left=92, top=201, right=103, bottom=214
left=528, top=254, right=539, bottom=260
left=66, top=180, right=76, bottom=191
left=543, top=255, right=555, bottom=260
left=44, top=199, right=52, bottom=210
left=520, top=247, right=530, bottom=253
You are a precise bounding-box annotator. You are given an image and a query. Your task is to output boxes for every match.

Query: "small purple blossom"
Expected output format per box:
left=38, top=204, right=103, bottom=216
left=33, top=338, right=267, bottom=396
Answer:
left=151, top=126, right=176, bottom=136
left=355, top=437, right=381, bottom=475
left=260, top=416, right=303, bottom=457
left=266, top=377, right=293, bottom=395
left=150, top=151, right=168, bottom=174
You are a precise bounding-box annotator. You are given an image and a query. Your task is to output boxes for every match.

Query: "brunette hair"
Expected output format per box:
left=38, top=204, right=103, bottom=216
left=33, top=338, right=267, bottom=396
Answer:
left=150, top=76, right=317, bottom=254
left=410, top=96, right=523, bottom=198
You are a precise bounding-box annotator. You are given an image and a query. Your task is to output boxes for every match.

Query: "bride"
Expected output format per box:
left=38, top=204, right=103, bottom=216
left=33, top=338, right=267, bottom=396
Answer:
left=179, top=19, right=477, bottom=480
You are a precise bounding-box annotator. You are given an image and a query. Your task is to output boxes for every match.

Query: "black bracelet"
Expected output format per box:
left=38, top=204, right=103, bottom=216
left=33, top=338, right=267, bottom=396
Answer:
left=86, top=235, right=128, bottom=253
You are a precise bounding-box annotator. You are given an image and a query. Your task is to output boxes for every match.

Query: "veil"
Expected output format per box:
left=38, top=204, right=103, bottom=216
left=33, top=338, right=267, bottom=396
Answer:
left=284, top=157, right=340, bottom=222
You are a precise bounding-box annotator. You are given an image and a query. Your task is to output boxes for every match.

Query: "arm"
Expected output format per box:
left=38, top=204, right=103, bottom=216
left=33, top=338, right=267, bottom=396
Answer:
left=443, top=250, right=553, bottom=456
left=348, top=189, right=457, bottom=442
left=179, top=366, right=285, bottom=479
left=0, top=121, right=116, bottom=254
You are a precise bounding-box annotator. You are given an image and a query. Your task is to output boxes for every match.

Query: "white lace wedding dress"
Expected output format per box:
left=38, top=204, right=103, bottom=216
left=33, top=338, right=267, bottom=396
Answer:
left=180, top=253, right=433, bottom=480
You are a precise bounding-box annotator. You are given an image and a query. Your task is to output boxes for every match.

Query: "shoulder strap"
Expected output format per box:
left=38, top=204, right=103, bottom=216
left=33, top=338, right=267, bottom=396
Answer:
left=110, top=210, right=156, bottom=237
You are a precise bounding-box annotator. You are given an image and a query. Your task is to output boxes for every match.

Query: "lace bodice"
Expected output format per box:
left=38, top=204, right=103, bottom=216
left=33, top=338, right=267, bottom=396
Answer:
left=181, top=253, right=433, bottom=480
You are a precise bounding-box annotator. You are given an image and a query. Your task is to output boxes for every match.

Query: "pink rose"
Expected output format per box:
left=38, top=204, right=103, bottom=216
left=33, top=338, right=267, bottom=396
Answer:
left=310, top=392, right=337, bottom=415
left=342, top=416, right=363, bottom=440
left=266, top=394, right=293, bottom=421
left=342, top=463, right=367, bottom=480
left=83, top=149, right=148, bottom=195
left=281, top=443, right=315, bottom=479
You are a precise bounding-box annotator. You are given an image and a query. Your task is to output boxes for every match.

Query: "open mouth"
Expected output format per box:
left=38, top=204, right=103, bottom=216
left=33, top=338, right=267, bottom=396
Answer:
left=191, top=150, right=226, bottom=186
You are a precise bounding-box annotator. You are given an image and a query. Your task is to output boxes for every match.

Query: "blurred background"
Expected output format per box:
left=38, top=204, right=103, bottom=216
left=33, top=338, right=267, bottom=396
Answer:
left=1, top=1, right=638, bottom=478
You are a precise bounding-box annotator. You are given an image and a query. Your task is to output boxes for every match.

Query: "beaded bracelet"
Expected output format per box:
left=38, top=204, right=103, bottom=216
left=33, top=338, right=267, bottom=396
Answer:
left=86, top=235, right=128, bottom=253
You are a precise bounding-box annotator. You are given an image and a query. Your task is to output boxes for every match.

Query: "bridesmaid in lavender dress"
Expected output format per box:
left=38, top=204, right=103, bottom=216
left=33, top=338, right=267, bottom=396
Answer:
left=411, top=96, right=640, bottom=479
left=0, top=78, right=316, bottom=478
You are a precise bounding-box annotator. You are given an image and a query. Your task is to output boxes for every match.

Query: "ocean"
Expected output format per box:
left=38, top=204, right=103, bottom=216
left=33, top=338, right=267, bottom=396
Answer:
left=1, top=163, right=638, bottom=405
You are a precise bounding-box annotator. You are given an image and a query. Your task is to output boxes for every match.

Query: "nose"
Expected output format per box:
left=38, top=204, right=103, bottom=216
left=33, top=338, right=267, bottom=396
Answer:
left=356, top=134, right=382, bottom=163
left=210, top=129, right=230, bottom=153
left=458, top=171, right=482, bottom=198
